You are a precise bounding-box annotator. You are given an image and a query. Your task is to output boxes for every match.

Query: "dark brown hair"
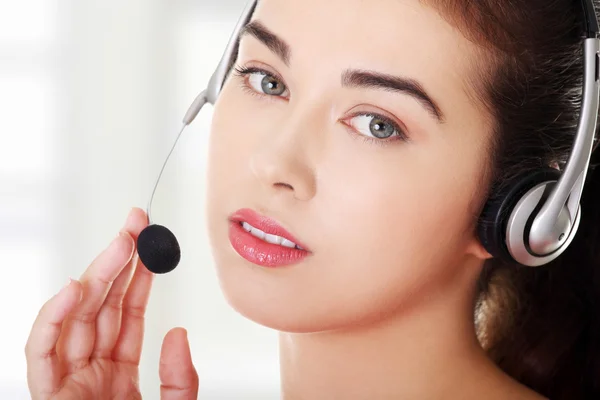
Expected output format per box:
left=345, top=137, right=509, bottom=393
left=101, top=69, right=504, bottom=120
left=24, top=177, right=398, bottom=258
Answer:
left=423, top=0, right=600, bottom=398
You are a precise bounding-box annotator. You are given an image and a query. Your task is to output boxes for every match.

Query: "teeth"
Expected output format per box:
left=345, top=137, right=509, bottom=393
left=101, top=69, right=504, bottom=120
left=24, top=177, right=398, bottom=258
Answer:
left=280, top=238, right=296, bottom=248
left=264, top=234, right=283, bottom=245
left=250, top=227, right=265, bottom=240
left=241, top=221, right=302, bottom=249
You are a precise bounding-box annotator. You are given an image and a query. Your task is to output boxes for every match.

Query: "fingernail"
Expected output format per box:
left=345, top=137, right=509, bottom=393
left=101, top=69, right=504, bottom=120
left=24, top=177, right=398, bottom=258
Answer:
left=106, top=232, right=122, bottom=252
left=57, top=277, right=74, bottom=295
left=110, top=231, right=131, bottom=248
left=108, top=232, right=134, bottom=261
left=125, top=207, right=135, bottom=225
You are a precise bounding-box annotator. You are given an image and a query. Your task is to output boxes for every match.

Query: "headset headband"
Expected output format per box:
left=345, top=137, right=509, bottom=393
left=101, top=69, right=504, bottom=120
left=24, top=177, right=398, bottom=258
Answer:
left=582, top=0, right=600, bottom=37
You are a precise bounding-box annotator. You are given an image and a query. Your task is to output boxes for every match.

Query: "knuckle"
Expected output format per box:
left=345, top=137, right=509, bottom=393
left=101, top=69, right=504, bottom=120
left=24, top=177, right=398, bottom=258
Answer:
left=103, top=298, right=124, bottom=313
left=24, top=340, right=56, bottom=361
left=93, top=274, right=113, bottom=287
left=40, top=347, right=57, bottom=361
left=123, top=305, right=146, bottom=320
left=69, top=309, right=98, bottom=325
left=69, top=357, right=90, bottom=372
left=108, top=288, right=129, bottom=302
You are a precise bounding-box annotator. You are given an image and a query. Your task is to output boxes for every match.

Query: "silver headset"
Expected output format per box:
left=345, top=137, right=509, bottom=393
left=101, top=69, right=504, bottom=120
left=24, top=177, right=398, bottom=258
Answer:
left=478, top=0, right=600, bottom=266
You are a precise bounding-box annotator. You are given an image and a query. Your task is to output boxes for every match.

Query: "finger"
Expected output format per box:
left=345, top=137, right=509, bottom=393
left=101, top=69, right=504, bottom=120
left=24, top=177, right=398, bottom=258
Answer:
left=92, top=208, right=149, bottom=359
left=57, top=213, right=136, bottom=371
left=160, top=328, right=199, bottom=400
left=112, top=208, right=155, bottom=365
left=111, top=252, right=154, bottom=364
left=25, top=279, right=83, bottom=399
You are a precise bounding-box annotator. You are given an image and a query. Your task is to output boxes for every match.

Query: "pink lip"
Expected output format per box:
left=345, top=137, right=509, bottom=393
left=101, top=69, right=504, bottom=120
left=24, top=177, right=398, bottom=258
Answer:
left=228, top=208, right=311, bottom=268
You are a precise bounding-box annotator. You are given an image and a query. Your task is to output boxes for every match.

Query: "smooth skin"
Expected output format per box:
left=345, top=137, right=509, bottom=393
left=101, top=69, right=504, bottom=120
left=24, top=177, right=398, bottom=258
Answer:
left=25, top=208, right=199, bottom=399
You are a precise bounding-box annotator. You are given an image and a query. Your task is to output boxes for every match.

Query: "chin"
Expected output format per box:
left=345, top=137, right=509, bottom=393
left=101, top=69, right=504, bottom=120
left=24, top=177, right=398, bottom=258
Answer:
left=221, top=288, right=324, bottom=333
left=211, top=256, right=408, bottom=335
left=212, top=260, right=327, bottom=333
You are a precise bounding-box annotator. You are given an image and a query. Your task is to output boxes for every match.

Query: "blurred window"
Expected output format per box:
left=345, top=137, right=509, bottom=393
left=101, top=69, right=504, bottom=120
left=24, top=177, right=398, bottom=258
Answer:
left=0, top=0, right=59, bottom=394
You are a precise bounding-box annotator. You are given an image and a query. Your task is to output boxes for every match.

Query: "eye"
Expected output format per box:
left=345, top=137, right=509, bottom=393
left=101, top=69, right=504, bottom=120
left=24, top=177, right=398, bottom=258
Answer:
left=249, top=72, right=287, bottom=96
left=234, top=66, right=289, bottom=97
left=345, top=113, right=406, bottom=141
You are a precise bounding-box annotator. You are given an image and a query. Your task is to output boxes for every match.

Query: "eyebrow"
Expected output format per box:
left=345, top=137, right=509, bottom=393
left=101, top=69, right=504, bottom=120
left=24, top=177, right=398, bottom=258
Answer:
left=342, top=70, right=445, bottom=123
left=241, top=21, right=291, bottom=66
left=240, top=20, right=445, bottom=124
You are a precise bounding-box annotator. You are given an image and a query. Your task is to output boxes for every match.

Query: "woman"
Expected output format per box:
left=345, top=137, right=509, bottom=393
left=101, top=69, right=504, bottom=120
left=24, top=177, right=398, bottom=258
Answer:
left=25, top=0, right=600, bottom=398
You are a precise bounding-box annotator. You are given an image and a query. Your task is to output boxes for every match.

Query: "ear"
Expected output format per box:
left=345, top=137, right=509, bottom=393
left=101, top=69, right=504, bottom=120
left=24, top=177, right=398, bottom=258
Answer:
left=464, top=235, right=494, bottom=261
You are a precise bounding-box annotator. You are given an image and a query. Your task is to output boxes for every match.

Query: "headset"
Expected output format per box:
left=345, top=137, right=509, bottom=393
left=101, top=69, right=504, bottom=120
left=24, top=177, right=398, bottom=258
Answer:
left=478, top=0, right=600, bottom=267
left=135, top=0, right=600, bottom=274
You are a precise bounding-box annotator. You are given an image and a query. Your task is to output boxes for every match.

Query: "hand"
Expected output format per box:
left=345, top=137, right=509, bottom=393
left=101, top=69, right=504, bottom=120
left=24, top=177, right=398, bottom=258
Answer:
left=25, top=208, right=199, bottom=400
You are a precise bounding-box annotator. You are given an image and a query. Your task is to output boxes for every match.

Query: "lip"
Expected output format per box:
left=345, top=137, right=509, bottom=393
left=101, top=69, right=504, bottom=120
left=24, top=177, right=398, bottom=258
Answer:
left=229, top=208, right=310, bottom=251
left=228, top=208, right=311, bottom=268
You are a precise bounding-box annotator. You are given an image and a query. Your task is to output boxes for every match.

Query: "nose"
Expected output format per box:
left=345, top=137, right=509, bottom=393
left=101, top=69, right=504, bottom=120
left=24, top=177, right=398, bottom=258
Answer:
left=249, top=108, right=318, bottom=201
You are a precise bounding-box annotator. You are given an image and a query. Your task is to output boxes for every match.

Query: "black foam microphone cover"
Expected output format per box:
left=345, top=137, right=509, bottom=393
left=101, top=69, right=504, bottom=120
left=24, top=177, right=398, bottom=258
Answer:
left=137, top=224, right=181, bottom=274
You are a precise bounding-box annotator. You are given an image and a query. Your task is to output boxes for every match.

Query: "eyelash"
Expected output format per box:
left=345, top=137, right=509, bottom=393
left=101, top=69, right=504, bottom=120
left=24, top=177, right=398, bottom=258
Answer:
left=232, top=64, right=409, bottom=145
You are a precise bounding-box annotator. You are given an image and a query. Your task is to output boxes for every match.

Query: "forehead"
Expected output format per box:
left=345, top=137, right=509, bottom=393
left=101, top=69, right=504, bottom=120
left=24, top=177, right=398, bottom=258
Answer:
left=250, top=0, right=491, bottom=129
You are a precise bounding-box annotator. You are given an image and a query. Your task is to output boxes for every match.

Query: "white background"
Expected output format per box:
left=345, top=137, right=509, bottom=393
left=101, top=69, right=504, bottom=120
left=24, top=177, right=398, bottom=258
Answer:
left=0, top=0, right=281, bottom=398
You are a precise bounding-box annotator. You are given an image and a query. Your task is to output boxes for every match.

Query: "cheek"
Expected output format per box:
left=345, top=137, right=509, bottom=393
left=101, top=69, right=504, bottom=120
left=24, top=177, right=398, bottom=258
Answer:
left=205, top=87, right=258, bottom=216
left=298, top=149, right=474, bottom=326
left=207, top=92, right=253, bottom=170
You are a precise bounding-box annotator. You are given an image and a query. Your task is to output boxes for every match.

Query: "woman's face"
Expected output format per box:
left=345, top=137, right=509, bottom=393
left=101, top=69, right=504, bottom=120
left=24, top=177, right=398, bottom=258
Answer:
left=206, top=0, right=493, bottom=332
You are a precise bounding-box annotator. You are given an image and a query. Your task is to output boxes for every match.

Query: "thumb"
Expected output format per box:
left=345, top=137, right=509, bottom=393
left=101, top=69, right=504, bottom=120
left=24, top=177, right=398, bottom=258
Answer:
left=159, top=327, right=199, bottom=400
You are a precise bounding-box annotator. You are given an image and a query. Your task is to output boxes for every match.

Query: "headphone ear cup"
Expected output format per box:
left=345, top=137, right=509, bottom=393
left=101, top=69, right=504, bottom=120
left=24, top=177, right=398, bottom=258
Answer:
left=477, top=167, right=562, bottom=263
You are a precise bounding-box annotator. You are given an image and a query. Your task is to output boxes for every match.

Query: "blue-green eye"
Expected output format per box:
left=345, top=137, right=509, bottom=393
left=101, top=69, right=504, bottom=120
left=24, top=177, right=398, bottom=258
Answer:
left=347, top=114, right=403, bottom=140
left=235, top=66, right=289, bottom=97
left=248, top=71, right=287, bottom=96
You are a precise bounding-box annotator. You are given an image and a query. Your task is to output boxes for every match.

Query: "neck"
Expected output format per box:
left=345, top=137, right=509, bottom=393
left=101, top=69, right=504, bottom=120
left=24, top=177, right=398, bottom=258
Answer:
left=278, top=261, right=500, bottom=399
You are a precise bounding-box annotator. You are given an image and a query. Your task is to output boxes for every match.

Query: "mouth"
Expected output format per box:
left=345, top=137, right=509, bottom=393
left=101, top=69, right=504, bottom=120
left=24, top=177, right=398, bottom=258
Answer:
left=238, top=221, right=304, bottom=250
left=227, top=208, right=310, bottom=268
